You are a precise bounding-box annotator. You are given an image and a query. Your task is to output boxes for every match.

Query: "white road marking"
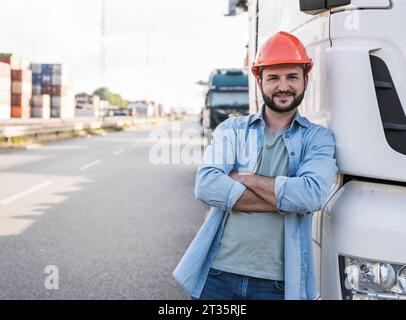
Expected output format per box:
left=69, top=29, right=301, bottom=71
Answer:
left=80, top=159, right=102, bottom=171
left=113, top=149, right=126, bottom=156
left=0, top=181, right=54, bottom=205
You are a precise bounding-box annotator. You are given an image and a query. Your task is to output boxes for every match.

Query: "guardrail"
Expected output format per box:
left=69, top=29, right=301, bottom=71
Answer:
left=0, top=116, right=169, bottom=139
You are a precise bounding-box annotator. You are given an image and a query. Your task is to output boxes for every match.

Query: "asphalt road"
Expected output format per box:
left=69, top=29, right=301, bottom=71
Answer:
left=0, top=117, right=208, bottom=299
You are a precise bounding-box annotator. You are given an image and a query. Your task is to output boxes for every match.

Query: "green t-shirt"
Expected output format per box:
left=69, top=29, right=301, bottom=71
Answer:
left=211, top=126, right=289, bottom=281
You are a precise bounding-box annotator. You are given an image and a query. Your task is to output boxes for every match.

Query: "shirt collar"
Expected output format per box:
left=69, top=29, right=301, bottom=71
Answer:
left=249, top=105, right=309, bottom=128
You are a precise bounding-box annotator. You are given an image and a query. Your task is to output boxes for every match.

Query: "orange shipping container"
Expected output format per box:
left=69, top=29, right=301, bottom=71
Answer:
left=11, top=105, right=30, bottom=118
left=11, top=94, right=30, bottom=107
left=11, top=69, right=32, bottom=82
left=11, top=106, right=20, bottom=117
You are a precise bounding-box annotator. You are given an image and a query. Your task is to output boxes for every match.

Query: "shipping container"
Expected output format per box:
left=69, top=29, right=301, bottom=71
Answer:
left=11, top=106, right=30, bottom=118
left=11, top=92, right=31, bottom=118
left=32, top=84, right=41, bottom=95
left=51, top=96, right=61, bottom=108
left=30, top=63, right=42, bottom=74
left=32, top=74, right=42, bottom=84
left=41, top=73, right=52, bottom=85
left=51, top=91, right=75, bottom=118
left=0, top=61, right=10, bottom=77
left=0, top=53, right=29, bottom=70
left=11, top=94, right=22, bottom=106
left=11, top=94, right=30, bottom=106
left=11, top=106, right=20, bottom=118
left=0, top=62, right=11, bottom=120
left=11, top=69, right=32, bottom=82
left=11, top=106, right=21, bottom=118
left=0, top=86, right=11, bottom=119
left=31, top=106, right=50, bottom=119
left=0, top=55, right=33, bottom=119
left=51, top=85, right=67, bottom=96
left=31, top=94, right=50, bottom=108
left=12, top=81, right=32, bottom=95
left=51, top=64, right=63, bottom=74
left=41, top=84, right=52, bottom=95
left=51, top=74, right=62, bottom=86
left=41, top=64, right=53, bottom=74
left=31, top=94, right=50, bottom=119
left=28, top=63, right=75, bottom=118
left=50, top=108, right=60, bottom=118
left=51, top=74, right=72, bottom=86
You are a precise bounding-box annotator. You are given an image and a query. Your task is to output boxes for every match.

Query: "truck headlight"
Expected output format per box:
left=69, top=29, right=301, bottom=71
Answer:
left=339, top=256, right=406, bottom=300
left=398, top=266, right=406, bottom=293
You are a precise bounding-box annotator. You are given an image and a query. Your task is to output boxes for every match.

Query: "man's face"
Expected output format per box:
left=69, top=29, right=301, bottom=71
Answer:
left=258, top=64, right=307, bottom=113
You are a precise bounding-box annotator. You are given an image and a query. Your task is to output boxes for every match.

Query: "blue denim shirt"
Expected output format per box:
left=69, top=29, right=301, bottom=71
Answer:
left=173, top=107, right=337, bottom=300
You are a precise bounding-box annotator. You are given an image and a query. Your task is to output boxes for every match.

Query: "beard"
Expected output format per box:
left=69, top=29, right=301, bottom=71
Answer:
left=261, top=88, right=305, bottom=113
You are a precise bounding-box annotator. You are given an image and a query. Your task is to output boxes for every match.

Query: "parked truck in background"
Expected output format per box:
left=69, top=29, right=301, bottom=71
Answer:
left=228, top=0, right=406, bottom=300
left=202, top=68, right=249, bottom=140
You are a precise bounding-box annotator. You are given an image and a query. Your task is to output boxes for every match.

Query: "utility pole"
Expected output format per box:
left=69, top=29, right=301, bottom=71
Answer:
left=145, top=31, right=150, bottom=101
left=99, top=0, right=106, bottom=88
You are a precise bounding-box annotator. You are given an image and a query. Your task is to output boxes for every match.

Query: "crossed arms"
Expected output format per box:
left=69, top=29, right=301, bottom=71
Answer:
left=195, top=121, right=337, bottom=215
left=229, top=172, right=277, bottom=212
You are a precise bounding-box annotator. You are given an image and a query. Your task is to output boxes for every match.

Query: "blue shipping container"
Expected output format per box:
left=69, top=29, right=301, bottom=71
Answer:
left=41, top=74, right=52, bottom=85
left=32, top=74, right=42, bottom=84
left=41, top=64, right=53, bottom=73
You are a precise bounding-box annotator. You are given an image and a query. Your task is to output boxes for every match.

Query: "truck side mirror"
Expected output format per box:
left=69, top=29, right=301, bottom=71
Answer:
left=205, top=92, right=210, bottom=109
left=299, top=0, right=351, bottom=15
left=299, top=0, right=327, bottom=14
left=327, top=0, right=352, bottom=8
left=224, top=0, right=248, bottom=16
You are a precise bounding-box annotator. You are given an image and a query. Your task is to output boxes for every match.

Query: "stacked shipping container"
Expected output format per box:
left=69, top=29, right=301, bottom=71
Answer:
left=75, top=93, right=102, bottom=117
left=11, top=69, right=32, bottom=118
left=0, top=62, right=11, bottom=120
left=30, top=94, right=50, bottom=119
left=30, top=63, right=50, bottom=118
left=30, top=63, right=75, bottom=118
left=0, top=54, right=32, bottom=118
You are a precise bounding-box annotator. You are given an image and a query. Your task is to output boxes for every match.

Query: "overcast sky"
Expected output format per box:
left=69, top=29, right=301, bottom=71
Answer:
left=0, top=0, right=248, bottom=112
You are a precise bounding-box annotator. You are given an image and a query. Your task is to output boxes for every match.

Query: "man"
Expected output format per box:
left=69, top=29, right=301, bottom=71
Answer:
left=173, top=31, right=337, bottom=300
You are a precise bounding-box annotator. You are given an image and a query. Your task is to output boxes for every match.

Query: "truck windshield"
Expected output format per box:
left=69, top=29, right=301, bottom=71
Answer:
left=209, top=91, right=248, bottom=107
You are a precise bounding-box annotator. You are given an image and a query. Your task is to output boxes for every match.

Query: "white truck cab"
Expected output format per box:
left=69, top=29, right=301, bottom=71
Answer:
left=230, top=0, right=406, bottom=299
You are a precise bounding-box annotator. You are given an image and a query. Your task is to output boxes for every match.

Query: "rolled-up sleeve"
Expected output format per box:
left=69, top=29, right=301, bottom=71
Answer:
left=275, top=127, right=337, bottom=215
left=195, top=120, right=247, bottom=212
left=275, top=175, right=288, bottom=212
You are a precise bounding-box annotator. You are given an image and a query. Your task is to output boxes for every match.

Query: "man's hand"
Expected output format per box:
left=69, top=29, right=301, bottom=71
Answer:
left=232, top=188, right=277, bottom=212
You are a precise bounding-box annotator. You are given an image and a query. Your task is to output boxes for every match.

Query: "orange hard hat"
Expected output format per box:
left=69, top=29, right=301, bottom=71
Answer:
left=252, top=31, right=313, bottom=78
